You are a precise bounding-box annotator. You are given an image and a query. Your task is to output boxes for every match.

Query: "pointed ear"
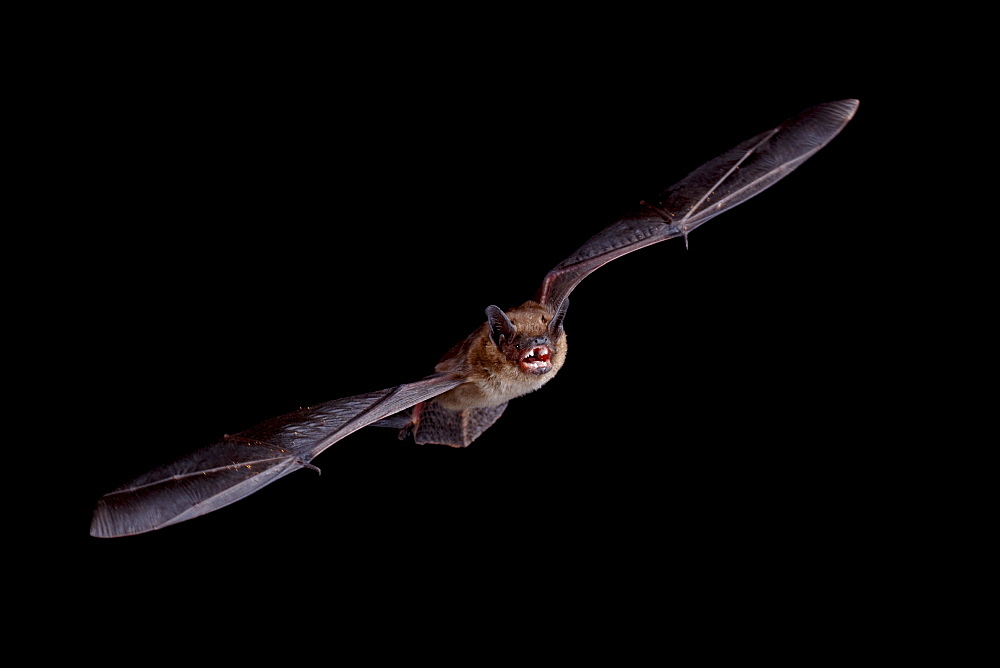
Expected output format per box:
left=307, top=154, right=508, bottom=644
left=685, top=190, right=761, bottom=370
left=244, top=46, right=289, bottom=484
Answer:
left=548, top=297, right=569, bottom=337
left=485, top=305, right=516, bottom=349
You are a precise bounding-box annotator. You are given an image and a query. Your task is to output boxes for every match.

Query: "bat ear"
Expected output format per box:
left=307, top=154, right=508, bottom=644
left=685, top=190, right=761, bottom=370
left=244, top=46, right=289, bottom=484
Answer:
left=548, top=297, right=568, bottom=337
left=485, top=305, right=516, bottom=349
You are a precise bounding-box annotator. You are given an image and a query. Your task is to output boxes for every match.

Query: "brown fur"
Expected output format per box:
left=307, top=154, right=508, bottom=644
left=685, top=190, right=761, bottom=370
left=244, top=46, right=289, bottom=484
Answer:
left=433, top=300, right=567, bottom=411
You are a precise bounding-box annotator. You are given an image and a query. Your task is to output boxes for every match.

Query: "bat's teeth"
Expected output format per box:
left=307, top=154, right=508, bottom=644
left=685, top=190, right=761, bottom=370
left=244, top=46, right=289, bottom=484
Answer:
left=520, top=345, right=552, bottom=373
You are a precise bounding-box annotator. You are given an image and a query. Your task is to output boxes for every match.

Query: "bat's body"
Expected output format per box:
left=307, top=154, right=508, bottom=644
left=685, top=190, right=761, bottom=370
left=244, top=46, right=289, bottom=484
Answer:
left=403, top=300, right=569, bottom=446
left=91, top=99, right=858, bottom=538
left=435, top=301, right=567, bottom=412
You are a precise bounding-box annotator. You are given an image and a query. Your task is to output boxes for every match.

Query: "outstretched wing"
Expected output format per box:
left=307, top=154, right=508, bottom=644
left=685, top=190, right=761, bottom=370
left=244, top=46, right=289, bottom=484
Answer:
left=90, top=373, right=464, bottom=538
left=536, top=99, right=858, bottom=312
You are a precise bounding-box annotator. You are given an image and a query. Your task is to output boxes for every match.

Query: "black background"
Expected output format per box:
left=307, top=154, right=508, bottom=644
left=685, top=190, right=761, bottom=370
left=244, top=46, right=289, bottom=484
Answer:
left=49, top=9, right=917, bottom=653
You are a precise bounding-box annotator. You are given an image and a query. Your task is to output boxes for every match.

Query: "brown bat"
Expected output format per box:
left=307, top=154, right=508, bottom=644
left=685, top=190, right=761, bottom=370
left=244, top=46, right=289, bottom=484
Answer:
left=90, top=99, right=858, bottom=538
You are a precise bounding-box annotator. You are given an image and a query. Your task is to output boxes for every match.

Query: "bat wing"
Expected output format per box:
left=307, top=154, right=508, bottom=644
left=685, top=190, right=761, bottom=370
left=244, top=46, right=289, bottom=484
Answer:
left=536, top=99, right=858, bottom=312
left=90, top=372, right=464, bottom=538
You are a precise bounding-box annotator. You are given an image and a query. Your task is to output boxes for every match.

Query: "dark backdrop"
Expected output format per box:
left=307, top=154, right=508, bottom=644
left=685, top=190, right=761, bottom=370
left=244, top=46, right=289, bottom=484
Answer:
left=56, top=13, right=900, bottom=650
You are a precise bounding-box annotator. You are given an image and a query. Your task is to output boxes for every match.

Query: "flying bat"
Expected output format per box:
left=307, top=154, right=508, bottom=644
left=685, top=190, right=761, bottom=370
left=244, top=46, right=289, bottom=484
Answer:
left=90, top=98, right=858, bottom=538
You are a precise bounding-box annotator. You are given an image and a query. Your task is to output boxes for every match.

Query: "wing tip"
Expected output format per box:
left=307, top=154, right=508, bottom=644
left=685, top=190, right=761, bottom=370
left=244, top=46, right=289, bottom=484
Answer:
left=837, top=98, right=860, bottom=120
left=819, top=98, right=860, bottom=124
left=89, top=498, right=159, bottom=538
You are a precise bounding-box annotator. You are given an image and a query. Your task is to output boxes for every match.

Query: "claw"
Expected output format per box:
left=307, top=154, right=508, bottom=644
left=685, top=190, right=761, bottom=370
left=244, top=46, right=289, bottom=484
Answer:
left=299, top=460, right=322, bottom=475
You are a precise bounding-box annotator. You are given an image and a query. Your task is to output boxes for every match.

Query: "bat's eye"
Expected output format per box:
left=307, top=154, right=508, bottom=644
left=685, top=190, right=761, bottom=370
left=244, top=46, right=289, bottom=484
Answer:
left=514, top=344, right=521, bottom=350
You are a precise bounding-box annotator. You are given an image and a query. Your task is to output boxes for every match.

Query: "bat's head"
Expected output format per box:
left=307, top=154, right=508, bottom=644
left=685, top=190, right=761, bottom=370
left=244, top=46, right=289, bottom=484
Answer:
left=486, top=302, right=565, bottom=377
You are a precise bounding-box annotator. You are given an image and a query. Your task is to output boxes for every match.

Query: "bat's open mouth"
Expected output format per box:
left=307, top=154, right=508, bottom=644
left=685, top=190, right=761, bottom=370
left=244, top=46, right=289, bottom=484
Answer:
left=520, top=345, right=552, bottom=374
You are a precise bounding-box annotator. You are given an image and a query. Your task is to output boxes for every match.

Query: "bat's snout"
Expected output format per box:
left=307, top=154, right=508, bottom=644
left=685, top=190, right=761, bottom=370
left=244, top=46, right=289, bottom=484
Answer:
left=519, top=337, right=553, bottom=375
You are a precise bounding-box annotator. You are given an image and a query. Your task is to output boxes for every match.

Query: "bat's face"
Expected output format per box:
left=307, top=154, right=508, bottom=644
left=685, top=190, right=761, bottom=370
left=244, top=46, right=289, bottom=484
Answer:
left=487, top=300, right=568, bottom=380
left=501, top=333, right=555, bottom=376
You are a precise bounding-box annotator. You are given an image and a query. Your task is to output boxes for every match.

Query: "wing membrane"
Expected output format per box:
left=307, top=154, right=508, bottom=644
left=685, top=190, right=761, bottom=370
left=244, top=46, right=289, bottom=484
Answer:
left=90, top=373, right=463, bottom=537
left=537, top=99, right=858, bottom=310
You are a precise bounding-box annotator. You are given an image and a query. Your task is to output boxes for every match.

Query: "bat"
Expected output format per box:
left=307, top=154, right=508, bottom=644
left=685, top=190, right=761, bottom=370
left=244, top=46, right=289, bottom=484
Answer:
left=90, top=99, right=858, bottom=538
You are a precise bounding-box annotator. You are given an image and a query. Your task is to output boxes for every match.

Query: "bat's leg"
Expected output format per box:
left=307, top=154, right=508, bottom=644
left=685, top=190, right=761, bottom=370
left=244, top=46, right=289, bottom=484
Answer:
left=371, top=411, right=412, bottom=429
left=411, top=400, right=508, bottom=448
left=358, top=402, right=495, bottom=446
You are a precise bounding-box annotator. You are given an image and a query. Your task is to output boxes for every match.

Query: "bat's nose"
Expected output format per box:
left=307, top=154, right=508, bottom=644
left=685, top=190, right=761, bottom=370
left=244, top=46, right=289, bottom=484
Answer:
left=523, top=336, right=550, bottom=348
